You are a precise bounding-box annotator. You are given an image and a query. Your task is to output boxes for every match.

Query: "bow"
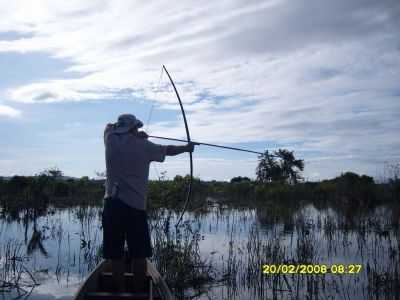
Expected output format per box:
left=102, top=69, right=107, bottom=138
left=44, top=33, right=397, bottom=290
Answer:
left=162, top=65, right=193, bottom=227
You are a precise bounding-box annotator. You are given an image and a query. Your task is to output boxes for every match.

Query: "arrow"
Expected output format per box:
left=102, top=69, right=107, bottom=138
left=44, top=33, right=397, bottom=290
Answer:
left=148, top=134, right=277, bottom=156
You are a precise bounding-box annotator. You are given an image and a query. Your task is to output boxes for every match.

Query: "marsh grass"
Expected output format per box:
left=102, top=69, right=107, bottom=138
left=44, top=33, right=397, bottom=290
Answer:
left=0, top=169, right=399, bottom=299
left=150, top=209, right=215, bottom=299
left=0, top=239, right=39, bottom=298
left=203, top=199, right=400, bottom=300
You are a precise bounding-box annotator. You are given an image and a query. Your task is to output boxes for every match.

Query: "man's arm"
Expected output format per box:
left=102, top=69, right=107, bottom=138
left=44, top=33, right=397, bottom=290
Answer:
left=136, top=130, right=196, bottom=157
left=166, top=144, right=194, bottom=156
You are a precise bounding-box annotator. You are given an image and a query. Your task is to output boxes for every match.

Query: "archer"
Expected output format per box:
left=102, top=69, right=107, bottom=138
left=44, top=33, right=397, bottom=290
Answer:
left=102, top=113, right=195, bottom=292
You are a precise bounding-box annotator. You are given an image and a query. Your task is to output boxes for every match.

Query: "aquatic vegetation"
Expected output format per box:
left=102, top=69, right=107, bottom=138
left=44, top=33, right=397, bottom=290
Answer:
left=0, top=239, right=39, bottom=296
left=0, top=168, right=399, bottom=299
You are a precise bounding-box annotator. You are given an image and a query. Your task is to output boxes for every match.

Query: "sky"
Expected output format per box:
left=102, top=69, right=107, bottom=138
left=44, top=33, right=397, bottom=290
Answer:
left=0, top=0, right=399, bottom=181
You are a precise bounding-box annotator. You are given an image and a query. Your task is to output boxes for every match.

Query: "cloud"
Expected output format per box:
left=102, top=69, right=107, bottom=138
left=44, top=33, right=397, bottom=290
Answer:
left=8, top=79, right=114, bottom=103
left=1, top=0, right=397, bottom=103
left=0, top=0, right=399, bottom=179
left=0, top=104, right=21, bottom=117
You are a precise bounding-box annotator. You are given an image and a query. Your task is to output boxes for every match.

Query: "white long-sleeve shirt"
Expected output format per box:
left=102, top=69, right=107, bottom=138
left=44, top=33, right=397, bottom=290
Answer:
left=104, top=125, right=166, bottom=210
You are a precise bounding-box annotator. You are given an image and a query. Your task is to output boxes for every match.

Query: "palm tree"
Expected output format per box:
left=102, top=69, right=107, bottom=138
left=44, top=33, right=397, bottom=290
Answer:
left=256, top=149, right=304, bottom=184
left=275, top=149, right=304, bottom=184
left=256, top=151, right=284, bottom=183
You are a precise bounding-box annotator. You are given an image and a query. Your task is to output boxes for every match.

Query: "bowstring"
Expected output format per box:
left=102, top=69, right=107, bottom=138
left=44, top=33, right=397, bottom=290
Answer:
left=147, top=67, right=165, bottom=180
left=146, top=67, right=164, bottom=132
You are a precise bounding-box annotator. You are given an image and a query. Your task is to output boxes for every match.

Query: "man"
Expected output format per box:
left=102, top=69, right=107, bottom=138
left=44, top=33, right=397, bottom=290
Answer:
left=102, top=113, right=195, bottom=293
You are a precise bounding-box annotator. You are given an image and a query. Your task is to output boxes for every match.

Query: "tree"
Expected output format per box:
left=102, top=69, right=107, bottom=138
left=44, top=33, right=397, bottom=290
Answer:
left=39, top=167, right=63, bottom=179
left=275, top=149, right=304, bottom=184
left=230, top=176, right=251, bottom=183
left=256, top=151, right=283, bottom=183
left=256, top=149, right=304, bottom=184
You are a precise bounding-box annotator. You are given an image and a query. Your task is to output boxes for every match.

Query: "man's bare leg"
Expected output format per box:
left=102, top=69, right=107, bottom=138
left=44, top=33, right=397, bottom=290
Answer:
left=112, top=258, right=126, bottom=293
left=132, top=258, right=146, bottom=292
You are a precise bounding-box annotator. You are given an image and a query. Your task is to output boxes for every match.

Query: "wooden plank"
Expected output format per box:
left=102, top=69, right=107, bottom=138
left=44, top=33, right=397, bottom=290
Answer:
left=73, top=259, right=174, bottom=300
left=146, top=261, right=175, bottom=300
left=74, top=261, right=107, bottom=300
left=99, top=273, right=152, bottom=293
left=85, top=292, right=149, bottom=300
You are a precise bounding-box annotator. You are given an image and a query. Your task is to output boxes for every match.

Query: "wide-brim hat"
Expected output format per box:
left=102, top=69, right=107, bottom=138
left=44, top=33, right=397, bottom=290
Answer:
left=113, top=114, right=143, bottom=134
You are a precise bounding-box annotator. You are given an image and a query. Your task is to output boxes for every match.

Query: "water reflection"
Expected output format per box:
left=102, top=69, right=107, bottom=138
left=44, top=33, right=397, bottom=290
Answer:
left=0, top=202, right=399, bottom=299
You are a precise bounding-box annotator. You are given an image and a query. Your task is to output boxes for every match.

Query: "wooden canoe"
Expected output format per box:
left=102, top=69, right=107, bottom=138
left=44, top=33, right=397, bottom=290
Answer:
left=73, top=259, right=174, bottom=300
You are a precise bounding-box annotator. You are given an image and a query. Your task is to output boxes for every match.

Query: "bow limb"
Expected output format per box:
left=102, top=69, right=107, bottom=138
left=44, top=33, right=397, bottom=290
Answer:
left=162, top=65, right=193, bottom=227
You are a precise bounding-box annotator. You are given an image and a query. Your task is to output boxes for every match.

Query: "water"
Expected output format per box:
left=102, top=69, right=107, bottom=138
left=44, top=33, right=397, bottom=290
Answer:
left=0, top=206, right=102, bottom=299
left=0, top=202, right=398, bottom=299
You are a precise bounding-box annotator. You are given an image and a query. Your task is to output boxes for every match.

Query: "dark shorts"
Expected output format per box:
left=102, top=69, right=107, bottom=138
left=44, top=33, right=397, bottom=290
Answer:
left=102, top=197, right=152, bottom=259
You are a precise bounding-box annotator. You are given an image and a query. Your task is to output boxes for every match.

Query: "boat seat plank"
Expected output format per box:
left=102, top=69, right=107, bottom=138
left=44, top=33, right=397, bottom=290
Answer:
left=99, top=272, right=152, bottom=293
left=85, top=292, right=150, bottom=300
left=74, top=259, right=174, bottom=300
